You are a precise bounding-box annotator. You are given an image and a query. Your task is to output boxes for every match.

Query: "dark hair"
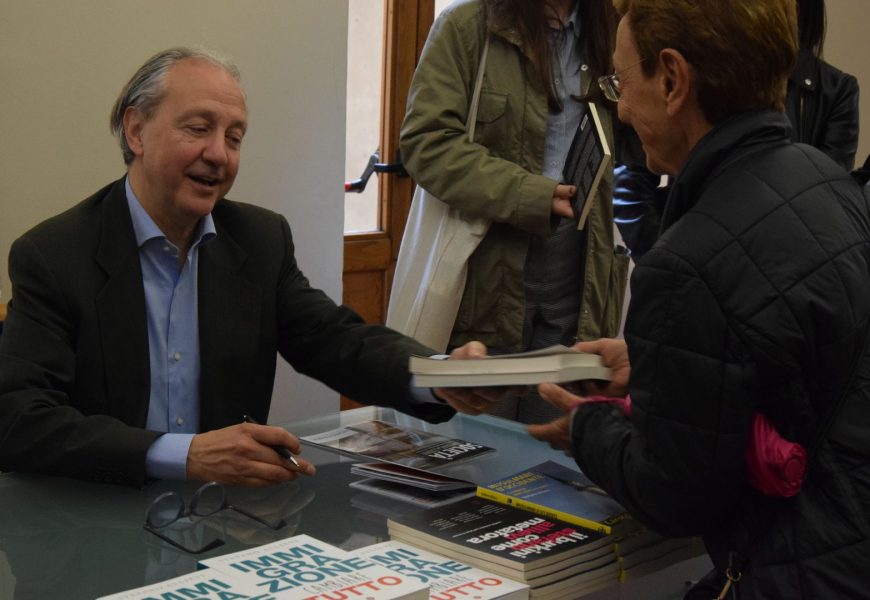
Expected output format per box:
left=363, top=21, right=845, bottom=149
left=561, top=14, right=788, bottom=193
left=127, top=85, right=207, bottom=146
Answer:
left=483, top=0, right=616, bottom=109
left=797, top=0, right=826, bottom=57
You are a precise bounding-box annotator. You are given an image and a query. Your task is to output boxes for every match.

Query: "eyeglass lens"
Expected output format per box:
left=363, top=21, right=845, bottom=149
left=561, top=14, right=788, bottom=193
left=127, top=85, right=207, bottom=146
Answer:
left=145, top=492, right=186, bottom=529
left=143, top=482, right=287, bottom=554
left=194, top=481, right=287, bottom=530
left=190, top=481, right=227, bottom=517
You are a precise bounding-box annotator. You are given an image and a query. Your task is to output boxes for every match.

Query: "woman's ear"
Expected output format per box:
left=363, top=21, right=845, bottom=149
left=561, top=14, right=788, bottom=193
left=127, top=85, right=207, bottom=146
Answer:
left=657, top=48, right=693, bottom=117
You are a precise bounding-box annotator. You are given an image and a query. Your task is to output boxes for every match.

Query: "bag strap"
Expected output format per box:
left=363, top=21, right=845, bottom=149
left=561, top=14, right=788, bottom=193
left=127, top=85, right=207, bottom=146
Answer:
left=465, top=35, right=490, bottom=143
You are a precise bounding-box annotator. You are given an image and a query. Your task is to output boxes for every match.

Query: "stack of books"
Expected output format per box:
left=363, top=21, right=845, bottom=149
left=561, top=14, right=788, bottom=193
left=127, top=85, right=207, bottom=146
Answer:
left=97, top=533, right=529, bottom=599
left=302, top=419, right=488, bottom=507
left=477, top=461, right=703, bottom=578
left=387, top=497, right=620, bottom=599
left=408, top=346, right=611, bottom=388
left=356, top=540, right=530, bottom=599
left=474, top=461, right=702, bottom=581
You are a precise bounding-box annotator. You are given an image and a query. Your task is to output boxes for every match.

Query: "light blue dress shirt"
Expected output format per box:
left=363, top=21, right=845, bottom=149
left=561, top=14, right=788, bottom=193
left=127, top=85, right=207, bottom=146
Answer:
left=126, top=179, right=216, bottom=480
left=127, top=179, right=437, bottom=480
left=542, top=7, right=585, bottom=181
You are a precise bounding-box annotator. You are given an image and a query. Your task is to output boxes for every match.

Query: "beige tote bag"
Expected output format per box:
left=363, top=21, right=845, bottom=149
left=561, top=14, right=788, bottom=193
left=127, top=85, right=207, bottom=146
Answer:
left=386, top=38, right=491, bottom=353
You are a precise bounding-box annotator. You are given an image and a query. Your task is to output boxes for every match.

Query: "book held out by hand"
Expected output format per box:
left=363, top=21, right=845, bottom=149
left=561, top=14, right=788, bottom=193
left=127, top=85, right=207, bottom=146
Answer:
left=410, top=346, right=611, bottom=388
left=562, top=102, right=611, bottom=230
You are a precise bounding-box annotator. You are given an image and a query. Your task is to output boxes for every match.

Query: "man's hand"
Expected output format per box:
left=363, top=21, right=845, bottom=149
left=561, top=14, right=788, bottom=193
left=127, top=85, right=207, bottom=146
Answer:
left=432, top=341, right=521, bottom=415
left=187, top=423, right=316, bottom=487
left=571, top=338, right=630, bottom=397
left=551, top=184, right=576, bottom=218
left=526, top=382, right=584, bottom=456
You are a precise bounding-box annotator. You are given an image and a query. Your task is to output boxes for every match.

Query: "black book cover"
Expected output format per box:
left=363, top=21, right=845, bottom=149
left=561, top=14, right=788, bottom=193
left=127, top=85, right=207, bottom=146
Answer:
left=562, top=102, right=611, bottom=229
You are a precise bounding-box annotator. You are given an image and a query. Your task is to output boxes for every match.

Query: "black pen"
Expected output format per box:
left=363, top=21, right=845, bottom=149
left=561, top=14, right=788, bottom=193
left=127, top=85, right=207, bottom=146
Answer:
left=242, top=414, right=301, bottom=468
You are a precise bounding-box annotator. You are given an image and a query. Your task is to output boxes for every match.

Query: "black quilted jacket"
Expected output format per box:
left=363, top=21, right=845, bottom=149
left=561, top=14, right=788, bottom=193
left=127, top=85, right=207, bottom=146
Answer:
left=571, top=111, right=870, bottom=598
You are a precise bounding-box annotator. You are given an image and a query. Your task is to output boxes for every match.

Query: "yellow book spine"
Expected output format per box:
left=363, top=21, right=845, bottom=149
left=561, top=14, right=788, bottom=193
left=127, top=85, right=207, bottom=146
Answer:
left=475, top=486, right=612, bottom=535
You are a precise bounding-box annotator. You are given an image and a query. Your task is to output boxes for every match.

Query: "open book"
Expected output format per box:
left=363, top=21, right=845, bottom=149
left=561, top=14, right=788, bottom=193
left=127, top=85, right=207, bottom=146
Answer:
left=410, top=345, right=612, bottom=388
left=563, top=102, right=611, bottom=230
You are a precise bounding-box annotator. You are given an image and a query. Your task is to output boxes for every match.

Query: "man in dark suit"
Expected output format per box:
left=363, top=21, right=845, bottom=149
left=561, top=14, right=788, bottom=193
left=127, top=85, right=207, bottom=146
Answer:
left=0, top=47, right=487, bottom=488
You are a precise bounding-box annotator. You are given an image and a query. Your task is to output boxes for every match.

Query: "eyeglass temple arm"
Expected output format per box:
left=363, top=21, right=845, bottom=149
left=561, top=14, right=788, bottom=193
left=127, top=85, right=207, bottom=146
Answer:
left=143, top=524, right=225, bottom=555
left=228, top=505, right=288, bottom=530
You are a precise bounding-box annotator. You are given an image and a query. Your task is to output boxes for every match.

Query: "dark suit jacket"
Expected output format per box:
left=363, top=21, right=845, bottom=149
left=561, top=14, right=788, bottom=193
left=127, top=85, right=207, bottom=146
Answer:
left=0, top=178, right=452, bottom=486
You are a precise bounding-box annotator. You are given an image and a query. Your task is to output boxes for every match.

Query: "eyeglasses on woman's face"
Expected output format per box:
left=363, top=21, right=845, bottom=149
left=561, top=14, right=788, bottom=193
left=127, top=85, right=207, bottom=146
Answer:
left=598, top=58, right=646, bottom=102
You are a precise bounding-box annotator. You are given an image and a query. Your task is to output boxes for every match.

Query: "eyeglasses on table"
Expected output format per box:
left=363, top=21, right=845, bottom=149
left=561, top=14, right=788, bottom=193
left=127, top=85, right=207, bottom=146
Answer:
left=143, top=481, right=288, bottom=554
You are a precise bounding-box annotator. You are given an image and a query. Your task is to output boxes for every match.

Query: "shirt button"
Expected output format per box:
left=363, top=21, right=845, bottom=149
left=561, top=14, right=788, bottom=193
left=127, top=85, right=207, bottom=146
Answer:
left=581, top=64, right=589, bottom=72
left=173, top=351, right=182, bottom=362
left=163, top=245, right=171, bottom=253
left=176, top=417, right=185, bottom=426
left=804, top=78, right=813, bottom=86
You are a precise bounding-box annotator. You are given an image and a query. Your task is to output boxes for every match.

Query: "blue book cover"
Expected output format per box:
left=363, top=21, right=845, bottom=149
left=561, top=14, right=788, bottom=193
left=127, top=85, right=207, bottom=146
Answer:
left=476, top=461, right=632, bottom=536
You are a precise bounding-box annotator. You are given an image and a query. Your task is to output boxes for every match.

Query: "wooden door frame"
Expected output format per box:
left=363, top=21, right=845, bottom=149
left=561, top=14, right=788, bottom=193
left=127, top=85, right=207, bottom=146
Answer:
left=340, top=0, right=434, bottom=410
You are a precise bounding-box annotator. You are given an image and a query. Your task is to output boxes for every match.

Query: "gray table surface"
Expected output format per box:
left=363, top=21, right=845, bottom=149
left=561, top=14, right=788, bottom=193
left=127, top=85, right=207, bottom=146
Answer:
left=0, top=406, right=711, bottom=599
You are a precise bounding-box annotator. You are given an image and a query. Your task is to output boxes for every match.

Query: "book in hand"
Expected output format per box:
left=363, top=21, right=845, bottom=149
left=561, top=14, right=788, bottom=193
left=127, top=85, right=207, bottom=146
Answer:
left=350, top=462, right=476, bottom=492
left=409, top=346, right=611, bottom=388
left=199, top=533, right=428, bottom=599
left=300, top=420, right=494, bottom=472
left=562, top=101, right=611, bottom=230
left=96, top=569, right=263, bottom=599
left=476, top=461, right=634, bottom=537
left=354, top=540, right=530, bottom=600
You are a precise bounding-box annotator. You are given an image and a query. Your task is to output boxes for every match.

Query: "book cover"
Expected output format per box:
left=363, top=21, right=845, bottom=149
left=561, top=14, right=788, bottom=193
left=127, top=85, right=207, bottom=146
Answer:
left=300, top=420, right=494, bottom=472
left=476, top=461, right=633, bottom=536
left=386, top=497, right=610, bottom=576
left=350, top=462, right=476, bottom=492
left=96, top=569, right=262, bottom=599
left=562, top=102, right=611, bottom=230
left=199, top=534, right=429, bottom=599
left=355, top=540, right=530, bottom=600
left=350, top=478, right=476, bottom=509
left=409, top=346, right=611, bottom=388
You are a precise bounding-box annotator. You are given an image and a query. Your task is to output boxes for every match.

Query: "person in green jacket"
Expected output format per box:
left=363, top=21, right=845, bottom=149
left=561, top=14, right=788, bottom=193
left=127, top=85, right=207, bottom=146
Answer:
left=400, top=0, right=629, bottom=423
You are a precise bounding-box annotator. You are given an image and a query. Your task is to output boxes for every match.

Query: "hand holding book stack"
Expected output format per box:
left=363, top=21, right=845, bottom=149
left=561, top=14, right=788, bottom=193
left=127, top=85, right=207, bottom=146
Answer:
left=410, top=345, right=612, bottom=389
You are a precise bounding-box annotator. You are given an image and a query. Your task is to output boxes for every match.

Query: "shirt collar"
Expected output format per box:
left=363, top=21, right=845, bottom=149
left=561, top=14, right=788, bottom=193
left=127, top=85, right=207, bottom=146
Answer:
left=550, top=2, right=581, bottom=39
left=125, top=177, right=216, bottom=249
left=565, top=2, right=581, bottom=39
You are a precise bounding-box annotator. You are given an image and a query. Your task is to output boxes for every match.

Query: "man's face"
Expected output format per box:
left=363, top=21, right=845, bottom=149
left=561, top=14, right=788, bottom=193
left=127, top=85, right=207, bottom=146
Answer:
left=125, top=59, right=247, bottom=231
left=613, top=18, right=675, bottom=176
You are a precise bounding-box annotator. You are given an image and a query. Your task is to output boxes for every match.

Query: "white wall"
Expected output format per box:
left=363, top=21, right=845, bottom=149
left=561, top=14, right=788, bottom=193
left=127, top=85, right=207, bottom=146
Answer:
left=0, top=0, right=348, bottom=422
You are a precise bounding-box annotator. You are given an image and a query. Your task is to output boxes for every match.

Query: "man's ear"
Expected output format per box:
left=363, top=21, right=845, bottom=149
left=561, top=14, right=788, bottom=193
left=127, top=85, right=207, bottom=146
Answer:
left=657, top=48, right=693, bottom=117
left=123, top=106, right=145, bottom=157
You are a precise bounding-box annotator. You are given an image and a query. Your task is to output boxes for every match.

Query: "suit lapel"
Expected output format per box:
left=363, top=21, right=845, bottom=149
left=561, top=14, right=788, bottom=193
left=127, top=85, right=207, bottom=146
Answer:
left=94, top=180, right=151, bottom=426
